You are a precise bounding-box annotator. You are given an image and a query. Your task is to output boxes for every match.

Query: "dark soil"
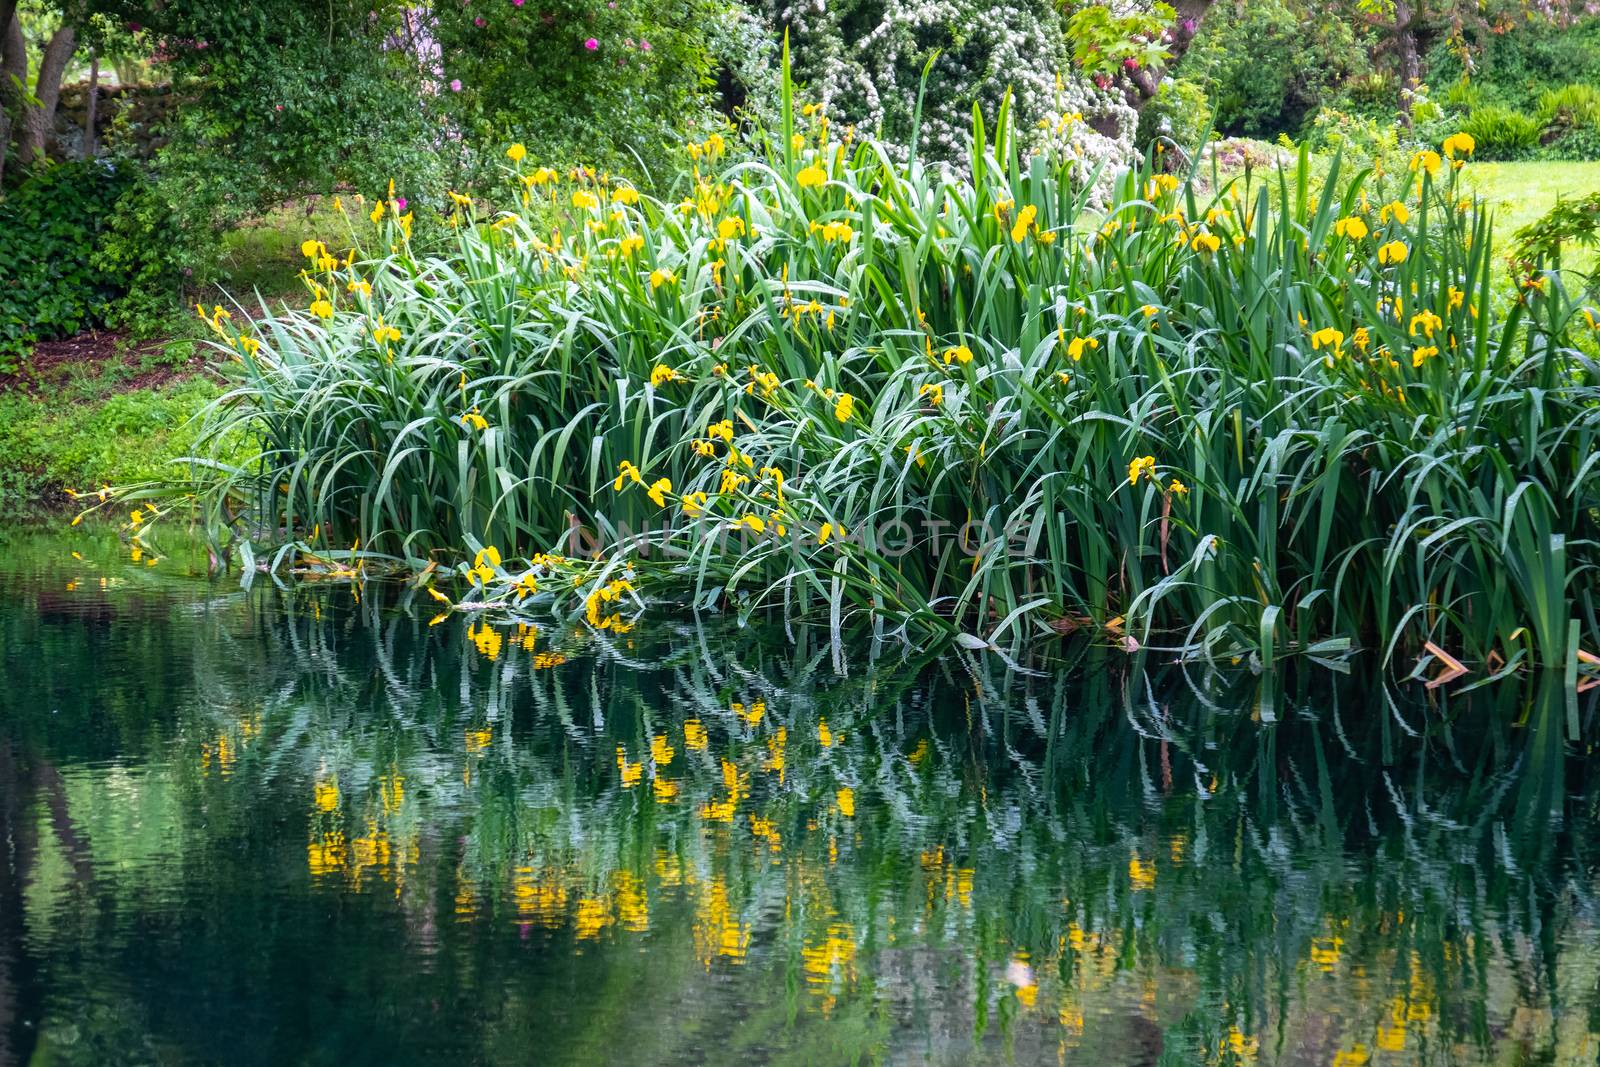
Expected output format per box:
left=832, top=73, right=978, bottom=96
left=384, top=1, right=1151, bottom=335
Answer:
left=0, top=331, right=207, bottom=395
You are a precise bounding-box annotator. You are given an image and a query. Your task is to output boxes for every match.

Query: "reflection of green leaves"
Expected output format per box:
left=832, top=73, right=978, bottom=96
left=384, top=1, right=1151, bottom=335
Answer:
left=4, top=525, right=1600, bottom=1064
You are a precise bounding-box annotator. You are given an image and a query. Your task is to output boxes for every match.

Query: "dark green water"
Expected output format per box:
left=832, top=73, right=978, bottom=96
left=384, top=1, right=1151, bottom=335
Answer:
left=2, top=524, right=1598, bottom=1066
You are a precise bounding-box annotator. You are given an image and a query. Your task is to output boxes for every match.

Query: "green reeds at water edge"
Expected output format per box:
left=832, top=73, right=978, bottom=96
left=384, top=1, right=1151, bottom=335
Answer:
left=131, top=52, right=1600, bottom=673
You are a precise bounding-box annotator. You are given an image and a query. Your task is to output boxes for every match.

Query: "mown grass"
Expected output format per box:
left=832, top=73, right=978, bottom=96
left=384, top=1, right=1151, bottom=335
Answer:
left=1463, top=160, right=1600, bottom=275
left=0, top=370, right=223, bottom=505
left=146, top=57, right=1600, bottom=675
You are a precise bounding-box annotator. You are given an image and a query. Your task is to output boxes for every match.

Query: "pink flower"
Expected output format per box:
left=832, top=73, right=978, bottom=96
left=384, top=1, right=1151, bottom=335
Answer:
left=450, top=78, right=463, bottom=91
left=584, top=37, right=599, bottom=50
left=474, top=15, right=486, bottom=26
left=513, top=0, right=524, bottom=6
left=396, top=197, right=408, bottom=211
left=638, top=39, right=651, bottom=50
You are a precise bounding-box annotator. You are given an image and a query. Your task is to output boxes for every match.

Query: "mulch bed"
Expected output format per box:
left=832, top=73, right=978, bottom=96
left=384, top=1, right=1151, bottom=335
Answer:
left=0, top=330, right=208, bottom=395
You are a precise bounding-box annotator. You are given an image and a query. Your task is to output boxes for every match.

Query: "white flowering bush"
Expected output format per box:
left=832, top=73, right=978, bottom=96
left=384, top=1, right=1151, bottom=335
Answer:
left=767, top=0, right=1136, bottom=186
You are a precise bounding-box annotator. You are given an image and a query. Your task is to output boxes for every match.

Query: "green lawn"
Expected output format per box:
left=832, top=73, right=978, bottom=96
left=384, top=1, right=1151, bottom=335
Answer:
left=1461, top=160, right=1600, bottom=274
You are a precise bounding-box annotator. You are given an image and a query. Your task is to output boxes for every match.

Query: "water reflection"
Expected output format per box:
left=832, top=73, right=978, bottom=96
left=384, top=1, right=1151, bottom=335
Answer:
left=1, top=525, right=1598, bottom=1065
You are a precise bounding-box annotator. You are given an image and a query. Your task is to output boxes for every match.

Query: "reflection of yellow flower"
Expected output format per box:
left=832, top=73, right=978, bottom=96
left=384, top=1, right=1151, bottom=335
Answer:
left=468, top=623, right=502, bottom=660
left=313, top=781, right=340, bottom=812
left=617, top=746, right=644, bottom=788
left=683, top=719, right=708, bottom=750
left=836, top=787, right=854, bottom=817
left=1310, top=934, right=1344, bottom=972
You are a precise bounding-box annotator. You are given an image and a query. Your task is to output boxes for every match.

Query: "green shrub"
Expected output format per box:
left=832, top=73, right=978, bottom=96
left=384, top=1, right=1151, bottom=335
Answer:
left=1178, top=0, right=1371, bottom=139
left=1539, top=125, right=1600, bottom=162
left=430, top=0, right=737, bottom=188
left=102, top=2, right=446, bottom=296
left=1301, top=107, right=1405, bottom=175
left=1461, top=105, right=1542, bottom=159
left=93, top=174, right=189, bottom=339
left=1427, top=16, right=1600, bottom=114
left=0, top=162, right=128, bottom=370
left=1538, top=84, right=1600, bottom=131
left=1136, top=78, right=1213, bottom=156
left=1530, top=84, right=1600, bottom=161
left=768, top=0, right=1136, bottom=175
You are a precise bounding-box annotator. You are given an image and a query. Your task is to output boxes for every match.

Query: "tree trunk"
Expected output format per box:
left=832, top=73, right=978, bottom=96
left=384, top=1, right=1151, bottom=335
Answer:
left=83, top=48, right=98, bottom=159
left=1128, top=0, right=1216, bottom=107
left=0, top=13, right=24, bottom=187
left=1394, top=0, right=1421, bottom=128
left=18, top=24, right=76, bottom=167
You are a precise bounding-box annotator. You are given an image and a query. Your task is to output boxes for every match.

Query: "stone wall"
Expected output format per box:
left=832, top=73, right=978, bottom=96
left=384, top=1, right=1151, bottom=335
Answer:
left=49, top=81, right=175, bottom=161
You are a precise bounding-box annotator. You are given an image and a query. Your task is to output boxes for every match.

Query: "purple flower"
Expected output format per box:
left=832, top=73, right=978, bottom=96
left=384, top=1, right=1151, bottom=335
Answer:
left=450, top=78, right=463, bottom=91
left=584, top=37, right=598, bottom=50
left=513, top=0, right=524, bottom=6
left=474, top=15, right=486, bottom=26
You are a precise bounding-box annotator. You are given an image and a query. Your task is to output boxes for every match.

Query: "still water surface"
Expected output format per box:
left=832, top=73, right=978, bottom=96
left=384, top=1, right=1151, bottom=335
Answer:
left=1, top=523, right=1598, bottom=1066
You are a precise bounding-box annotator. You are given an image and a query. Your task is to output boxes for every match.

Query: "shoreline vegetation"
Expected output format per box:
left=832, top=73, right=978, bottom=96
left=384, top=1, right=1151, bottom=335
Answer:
left=70, top=58, right=1600, bottom=679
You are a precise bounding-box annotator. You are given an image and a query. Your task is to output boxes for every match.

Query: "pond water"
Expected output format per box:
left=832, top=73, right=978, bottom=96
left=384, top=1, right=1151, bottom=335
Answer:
left=1, top=524, right=1598, bottom=1066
